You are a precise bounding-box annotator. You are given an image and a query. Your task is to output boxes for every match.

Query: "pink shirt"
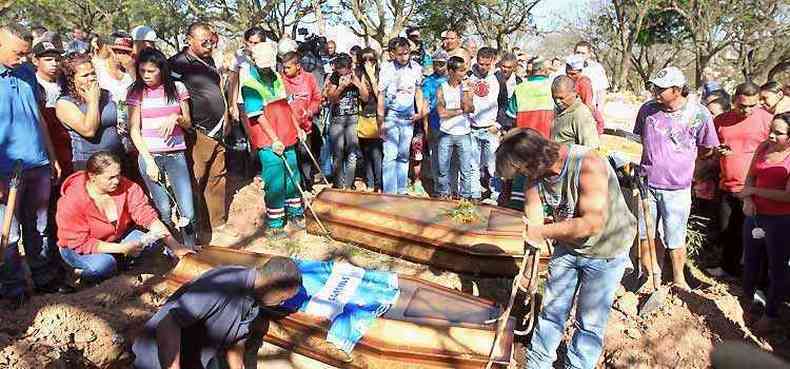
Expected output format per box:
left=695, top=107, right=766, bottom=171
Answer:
left=752, top=145, right=790, bottom=215
left=127, top=82, right=190, bottom=153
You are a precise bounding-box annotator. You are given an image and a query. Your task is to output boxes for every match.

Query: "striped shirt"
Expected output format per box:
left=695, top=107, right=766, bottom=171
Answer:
left=127, top=82, right=190, bottom=153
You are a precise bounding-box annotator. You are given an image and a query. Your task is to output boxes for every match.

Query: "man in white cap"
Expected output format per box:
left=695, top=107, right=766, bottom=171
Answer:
left=131, top=25, right=157, bottom=55
left=566, top=54, right=604, bottom=133
left=633, top=66, right=719, bottom=290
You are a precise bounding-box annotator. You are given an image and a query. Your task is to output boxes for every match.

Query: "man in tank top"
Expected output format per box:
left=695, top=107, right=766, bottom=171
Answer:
left=495, top=128, right=637, bottom=369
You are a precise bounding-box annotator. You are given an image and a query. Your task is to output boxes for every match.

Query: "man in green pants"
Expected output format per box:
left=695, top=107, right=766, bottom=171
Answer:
left=241, top=41, right=306, bottom=239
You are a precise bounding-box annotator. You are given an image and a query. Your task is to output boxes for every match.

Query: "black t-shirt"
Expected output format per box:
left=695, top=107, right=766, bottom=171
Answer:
left=328, top=71, right=360, bottom=117
left=169, top=50, right=226, bottom=134
left=132, top=266, right=260, bottom=369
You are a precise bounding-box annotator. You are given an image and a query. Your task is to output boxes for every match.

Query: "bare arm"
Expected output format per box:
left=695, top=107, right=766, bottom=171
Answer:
left=129, top=105, right=154, bottom=163
left=377, top=88, right=386, bottom=127
left=325, top=80, right=345, bottom=103
left=533, top=155, right=609, bottom=244
left=355, top=72, right=370, bottom=102
left=437, top=87, right=468, bottom=119
left=56, top=95, right=101, bottom=138
left=226, top=340, right=246, bottom=369
left=156, top=313, right=183, bottom=369
left=177, top=99, right=192, bottom=129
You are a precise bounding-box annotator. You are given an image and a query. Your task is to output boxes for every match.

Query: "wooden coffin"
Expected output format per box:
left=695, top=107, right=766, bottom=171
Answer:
left=162, top=247, right=515, bottom=369
left=306, top=189, right=549, bottom=276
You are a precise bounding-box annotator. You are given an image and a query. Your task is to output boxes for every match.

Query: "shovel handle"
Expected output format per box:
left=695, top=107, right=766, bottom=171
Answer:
left=0, top=161, right=23, bottom=261
left=636, top=173, right=661, bottom=289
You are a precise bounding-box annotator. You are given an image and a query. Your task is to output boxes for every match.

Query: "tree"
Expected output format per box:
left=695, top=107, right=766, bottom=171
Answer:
left=339, top=0, right=417, bottom=47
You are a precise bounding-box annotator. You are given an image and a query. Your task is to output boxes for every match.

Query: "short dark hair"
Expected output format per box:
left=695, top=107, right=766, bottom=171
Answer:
left=405, top=26, right=418, bottom=36
left=86, top=152, right=121, bottom=175
left=574, top=40, right=592, bottom=50
left=761, top=81, right=783, bottom=94
left=500, top=53, right=518, bottom=63
left=244, top=26, right=267, bottom=42
left=333, top=52, right=352, bottom=69
left=495, top=128, right=560, bottom=179
left=349, top=45, right=362, bottom=56
left=281, top=51, right=300, bottom=65
left=388, top=36, right=410, bottom=51
left=734, top=81, right=760, bottom=97
left=187, top=22, right=211, bottom=36
left=447, top=56, right=465, bottom=71
left=707, top=97, right=731, bottom=113
left=2, top=23, right=33, bottom=43
left=477, top=47, right=497, bottom=60
left=552, top=75, right=576, bottom=93
left=256, top=256, right=302, bottom=293
left=775, top=112, right=790, bottom=126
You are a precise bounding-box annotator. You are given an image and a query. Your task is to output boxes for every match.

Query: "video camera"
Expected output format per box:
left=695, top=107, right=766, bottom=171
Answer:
left=297, top=31, right=327, bottom=59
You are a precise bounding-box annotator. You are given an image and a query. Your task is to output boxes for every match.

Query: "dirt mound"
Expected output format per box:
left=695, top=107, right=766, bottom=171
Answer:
left=1, top=181, right=787, bottom=369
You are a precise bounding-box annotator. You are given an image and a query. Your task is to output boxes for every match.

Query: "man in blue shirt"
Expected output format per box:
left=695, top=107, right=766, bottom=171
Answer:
left=422, top=50, right=449, bottom=196
left=0, top=23, right=65, bottom=307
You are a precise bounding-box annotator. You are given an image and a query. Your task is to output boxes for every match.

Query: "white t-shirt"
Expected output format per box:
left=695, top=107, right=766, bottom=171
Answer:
left=439, top=82, right=470, bottom=135
left=467, top=69, right=499, bottom=128
left=378, top=60, right=423, bottom=117
left=582, top=60, right=609, bottom=107
left=36, top=75, right=61, bottom=108
left=95, top=60, right=133, bottom=103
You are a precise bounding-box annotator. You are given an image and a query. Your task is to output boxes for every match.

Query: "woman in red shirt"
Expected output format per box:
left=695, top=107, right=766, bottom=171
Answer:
left=56, top=152, right=193, bottom=284
left=738, top=112, right=790, bottom=332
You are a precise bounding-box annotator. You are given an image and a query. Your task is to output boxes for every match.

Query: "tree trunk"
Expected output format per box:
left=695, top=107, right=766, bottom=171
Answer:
left=314, top=0, right=325, bottom=35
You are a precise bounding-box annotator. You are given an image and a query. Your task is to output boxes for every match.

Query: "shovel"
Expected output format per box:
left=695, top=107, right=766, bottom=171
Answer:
left=636, top=174, right=668, bottom=316
left=0, top=161, right=23, bottom=264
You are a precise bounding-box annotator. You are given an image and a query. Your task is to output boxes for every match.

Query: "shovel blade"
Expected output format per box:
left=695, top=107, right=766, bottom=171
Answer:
left=639, top=287, right=668, bottom=317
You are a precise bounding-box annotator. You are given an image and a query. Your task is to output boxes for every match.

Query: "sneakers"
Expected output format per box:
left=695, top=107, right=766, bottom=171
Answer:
left=266, top=228, right=288, bottom=241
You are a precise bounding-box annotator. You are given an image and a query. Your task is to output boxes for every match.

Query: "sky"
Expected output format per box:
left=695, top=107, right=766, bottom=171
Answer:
left=531, top=0, right=590, bottom=32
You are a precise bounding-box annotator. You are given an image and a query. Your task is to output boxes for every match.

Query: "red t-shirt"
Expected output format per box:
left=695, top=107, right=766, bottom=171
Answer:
left=751, top=145, right=790, bottom=215
left=575, top=76, right=604, bottom=134
left=714, top=109, right=772, bottom=193
left=515, top=111, right=554, bottom=138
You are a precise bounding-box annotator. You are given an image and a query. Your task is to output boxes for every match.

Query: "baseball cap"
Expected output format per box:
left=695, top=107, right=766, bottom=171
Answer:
left=32, top=40, right=64, bottom=57
left=131, top=25, right=157, bottom=42
left=565, top=54, right=586, bottom=71
left=432, top=50, right=449, bottom=62
left=649, top=66, right=687, bottom=88
left=109, top=33, right=133, bottom=51
left=252, top=41, right=277, bottom=69
left=440, top=30, right=448, bottom=39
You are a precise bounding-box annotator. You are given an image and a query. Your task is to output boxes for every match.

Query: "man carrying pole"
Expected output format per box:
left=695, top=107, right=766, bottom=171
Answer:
left=240, top=41, right=307, bottom=240
left=495, top=128, right=637, bottom=369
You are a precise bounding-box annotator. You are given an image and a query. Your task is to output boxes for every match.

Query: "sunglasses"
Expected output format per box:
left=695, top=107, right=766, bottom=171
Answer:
left=652, top=85, right=670, bottom=94
left=362, top=56, right=377, bottom=62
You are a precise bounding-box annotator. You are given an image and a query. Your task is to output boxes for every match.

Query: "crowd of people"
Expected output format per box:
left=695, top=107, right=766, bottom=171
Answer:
left=0, top=19, right=789, bottom=369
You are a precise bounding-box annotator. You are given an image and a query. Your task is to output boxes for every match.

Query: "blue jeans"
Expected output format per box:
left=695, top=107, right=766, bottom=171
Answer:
left=58, top=230, right=151, bottom=282
left=0, top=165, right=56, bottom=297
left=138, top=152, right=196, bottom=248
left=329, top=115, right=360, bottom=189
left=742, top=215, right=790, bottom=318
left=470, top=128, right=500, bottom=200
left=318, top=107, right=334, bottom=177
left=638, top=187, right=691, bottom=249
left=527, top=247, right=629, bottom=369
left=436, top=132, right=475, bottom=198
left=381, top=115, right=414, bottom=194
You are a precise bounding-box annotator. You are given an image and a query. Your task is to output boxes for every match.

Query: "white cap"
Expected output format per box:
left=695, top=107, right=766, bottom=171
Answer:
left=277, top=38, right=298, bottom=56
left=565, top=54, right=586, bottom=71
left=252, top=41, right=277, bottom=69
left=649, top=66, right=687, bottom=88
left=131, top=25, right=157, bottom=42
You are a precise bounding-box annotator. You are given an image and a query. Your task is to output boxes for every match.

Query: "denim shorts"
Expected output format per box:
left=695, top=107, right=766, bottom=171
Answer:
left=638, top=187, right=692, bottom=249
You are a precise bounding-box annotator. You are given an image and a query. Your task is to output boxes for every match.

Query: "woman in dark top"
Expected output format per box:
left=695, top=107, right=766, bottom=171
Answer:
left=56, top=53, right=124, bottom=171
left=356, top=47, right=383, bottom=192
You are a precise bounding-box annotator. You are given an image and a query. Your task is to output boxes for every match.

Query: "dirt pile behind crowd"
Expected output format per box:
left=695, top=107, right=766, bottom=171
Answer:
left=0, top=96, right=787, bottom=369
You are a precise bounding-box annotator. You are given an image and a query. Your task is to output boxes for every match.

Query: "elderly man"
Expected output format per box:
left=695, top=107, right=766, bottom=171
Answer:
left=634, top=66, right=719, bottom=290
left=550, top=75, right=600, bottom=148
left=496, top=128, right=636, bottom=369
